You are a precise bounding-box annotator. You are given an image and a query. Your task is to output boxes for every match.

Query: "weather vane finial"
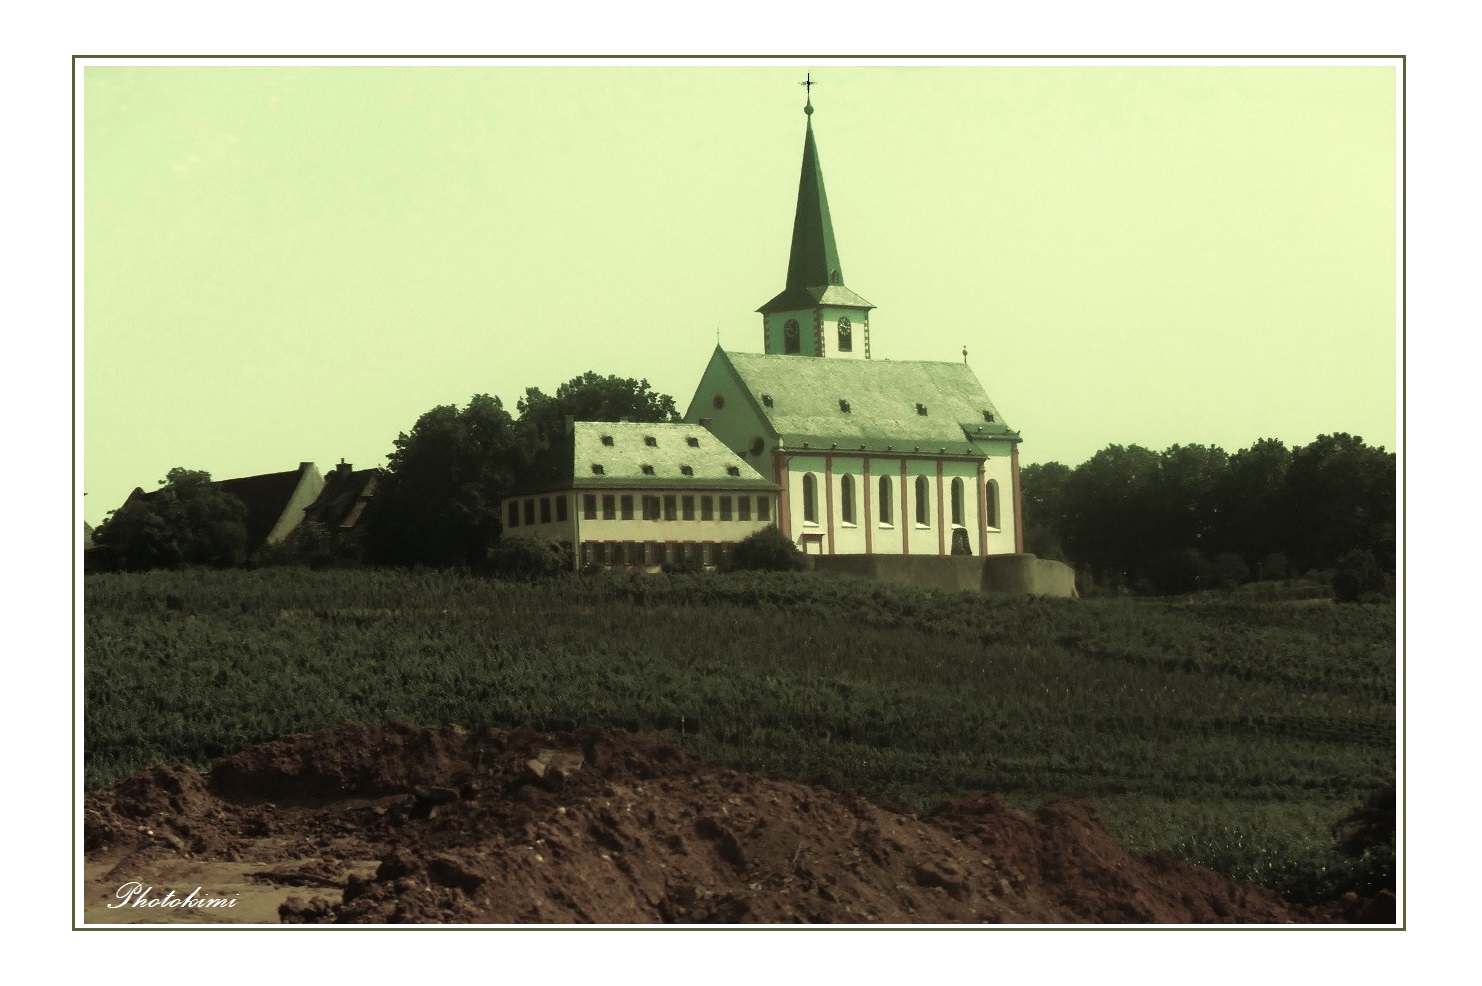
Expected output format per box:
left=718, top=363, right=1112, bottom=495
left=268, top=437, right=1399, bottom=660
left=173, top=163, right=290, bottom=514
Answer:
left=800, top=72, right=816, bottom=116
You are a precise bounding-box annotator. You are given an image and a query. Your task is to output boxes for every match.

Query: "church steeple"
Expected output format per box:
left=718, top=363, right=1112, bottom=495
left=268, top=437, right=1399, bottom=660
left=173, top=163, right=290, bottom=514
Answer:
left=757, top=79, right=874, bottom=358
left=783, top=87, right=843, bottom=297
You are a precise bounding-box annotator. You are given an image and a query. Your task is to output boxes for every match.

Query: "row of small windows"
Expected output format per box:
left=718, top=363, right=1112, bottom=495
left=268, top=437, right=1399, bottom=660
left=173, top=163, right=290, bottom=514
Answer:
left=581, top=540, right=734, bottom=568
left=508, top=495, right=571, bottom=528
left=800, top=474, right=997, bottom=529
left=592, top=463, right=740, bottom=477
left=509, top=494, right=771, bottom=528
left=781, top=317, right=854, bottom=354
left=601, top=435, right=702, bottom=449
left=586, top=493, right=769, bottom=523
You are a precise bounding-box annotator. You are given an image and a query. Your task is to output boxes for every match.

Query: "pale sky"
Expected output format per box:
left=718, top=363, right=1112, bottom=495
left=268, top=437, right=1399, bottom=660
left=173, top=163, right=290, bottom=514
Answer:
left=81, top=62, right=1397, bottom=525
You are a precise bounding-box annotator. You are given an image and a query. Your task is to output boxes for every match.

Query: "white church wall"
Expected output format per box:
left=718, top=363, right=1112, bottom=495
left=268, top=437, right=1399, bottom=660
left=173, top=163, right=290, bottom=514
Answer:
left=980, top=450, right=1019, bottom=556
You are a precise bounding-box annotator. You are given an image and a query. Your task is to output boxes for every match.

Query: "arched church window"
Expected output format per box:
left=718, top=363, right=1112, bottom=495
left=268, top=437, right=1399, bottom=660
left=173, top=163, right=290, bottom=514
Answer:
left=784, top=319, right=801, bottom=354
left=840, top=474, right=855, bottom=525
left=802, top=473, right=818, bottom=524
left=878, top=476, right=893, bottom=526
left=986, top=479, right=1000, bottom=529
left=838, top=317, right=852, bottom=352
left=915, top=475, right=930, bottom=526
left=951, top=477, right=965, bottom=527
left=830, top=269, right=840, bottom=285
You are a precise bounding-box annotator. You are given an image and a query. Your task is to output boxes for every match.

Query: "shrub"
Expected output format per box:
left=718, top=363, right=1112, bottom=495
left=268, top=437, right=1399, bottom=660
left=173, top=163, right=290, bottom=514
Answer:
left=1148, top=547, right=1215, bottom=594
left=255, top=522, right=363, bottom=569
left=484, top=534, right=573, bottom=580
left=662, top=555, right=705, bottom=576
left=1210, top=552, right=1251, bottom=590
left=1259, top=551, right=1291, bottom=581
left=1332, top=548, right=1381, bottom=603
left=726, top=525, right=804, bottom=573
left=92, top=467, right=248, bottom=571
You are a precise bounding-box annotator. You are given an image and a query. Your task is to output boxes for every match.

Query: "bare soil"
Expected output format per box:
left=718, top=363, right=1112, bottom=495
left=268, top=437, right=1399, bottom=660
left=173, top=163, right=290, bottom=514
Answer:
left=81, top=722, right=1394, bottom=924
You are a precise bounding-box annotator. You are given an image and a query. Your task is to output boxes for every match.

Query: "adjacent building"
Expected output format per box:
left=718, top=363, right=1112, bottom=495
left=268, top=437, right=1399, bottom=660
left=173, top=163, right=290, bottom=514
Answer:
left=505, top=421, right=777, bottom=570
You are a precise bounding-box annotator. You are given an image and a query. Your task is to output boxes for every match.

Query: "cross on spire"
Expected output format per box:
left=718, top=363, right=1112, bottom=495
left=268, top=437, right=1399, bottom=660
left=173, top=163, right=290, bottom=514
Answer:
left=800, top=72, right=816, bottom=115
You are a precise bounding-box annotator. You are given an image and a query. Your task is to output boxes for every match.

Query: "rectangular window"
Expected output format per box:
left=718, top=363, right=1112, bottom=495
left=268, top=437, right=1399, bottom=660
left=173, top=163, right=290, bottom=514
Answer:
left=720, top=496, right=733, bottom=521
left=739, top=497, right=751, bottom=521
left=643, top=496, right=661, bottom=521
left=682, top=495, right=695, bottom=520
left=701, top=496, right=714, bottom=521
left=602, top=495, right=616, bottom=520
left=664, top=495, right=677, bottom=521
left=523, top=499, right=535, bottom=525
left=507, top=501, right=519, bottom=528
left=556, top=497, right=568, bottom=522
left=540, top=497, right=552, bottom=524
left=621, top=495, right=634, bottom=520
left=759, top=497, right=771, bottom=521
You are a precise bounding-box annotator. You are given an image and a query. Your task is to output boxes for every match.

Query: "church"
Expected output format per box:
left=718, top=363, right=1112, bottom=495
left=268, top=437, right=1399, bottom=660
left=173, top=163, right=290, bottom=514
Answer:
left=683, top=87, right=1023, bottom=559
left=508, top=85, right=1027, bottom=569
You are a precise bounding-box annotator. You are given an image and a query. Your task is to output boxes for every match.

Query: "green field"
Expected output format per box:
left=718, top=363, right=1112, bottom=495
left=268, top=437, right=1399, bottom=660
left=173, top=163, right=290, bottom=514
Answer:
left=83, top=567, right=1396, bottom=903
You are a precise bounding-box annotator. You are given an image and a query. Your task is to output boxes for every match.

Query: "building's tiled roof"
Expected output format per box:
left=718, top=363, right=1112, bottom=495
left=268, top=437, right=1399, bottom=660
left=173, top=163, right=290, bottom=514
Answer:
left=215, top=469, right=312, bottom=548
left=130, top=467, right=310, bottom=549
left=302, top=467, right=380, bottom=530
left=757, top=283, right=874, bottom=313
left=515, top=422, right=776, bottom=494
left=719, top=349, right=1019, bottom=455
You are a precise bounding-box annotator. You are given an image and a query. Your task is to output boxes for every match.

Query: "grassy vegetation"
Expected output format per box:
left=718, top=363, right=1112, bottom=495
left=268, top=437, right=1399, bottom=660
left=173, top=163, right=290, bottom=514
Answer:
left=83, top=567, right=1395, bottom=903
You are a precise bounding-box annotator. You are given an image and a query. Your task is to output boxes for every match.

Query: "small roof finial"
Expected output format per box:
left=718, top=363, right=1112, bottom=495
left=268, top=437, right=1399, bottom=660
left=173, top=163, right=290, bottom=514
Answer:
left=963, top=346, right=969, bottom=364
left=800, top=72, right=815, bottom=116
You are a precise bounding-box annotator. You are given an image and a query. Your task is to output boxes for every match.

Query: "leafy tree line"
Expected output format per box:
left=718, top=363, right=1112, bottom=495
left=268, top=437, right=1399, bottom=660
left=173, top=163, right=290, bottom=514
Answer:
left=91, top=373, right=679, bottom=572
left=1021, top=434, right=1396, bottom=595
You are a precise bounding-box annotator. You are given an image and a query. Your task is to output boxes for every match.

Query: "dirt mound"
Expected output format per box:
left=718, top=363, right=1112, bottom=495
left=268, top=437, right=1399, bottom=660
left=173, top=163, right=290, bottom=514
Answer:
left=81, top=722, right=1380, bottom=924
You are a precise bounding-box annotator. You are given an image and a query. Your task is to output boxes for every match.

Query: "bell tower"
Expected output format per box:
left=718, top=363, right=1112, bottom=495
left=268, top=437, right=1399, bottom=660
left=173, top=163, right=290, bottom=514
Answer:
left=756, top=76, right=875, bottom=359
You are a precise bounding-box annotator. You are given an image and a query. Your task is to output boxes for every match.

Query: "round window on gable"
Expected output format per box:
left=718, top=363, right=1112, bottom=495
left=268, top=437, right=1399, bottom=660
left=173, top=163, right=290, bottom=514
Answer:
left=712, top=394, right=725, bottom=409
left=749, top=437, right=765, bottom=456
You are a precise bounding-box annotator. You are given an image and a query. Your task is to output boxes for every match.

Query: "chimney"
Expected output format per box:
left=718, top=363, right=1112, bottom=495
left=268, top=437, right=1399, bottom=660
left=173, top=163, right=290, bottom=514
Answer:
left=337, top=458, right=352, bottom=477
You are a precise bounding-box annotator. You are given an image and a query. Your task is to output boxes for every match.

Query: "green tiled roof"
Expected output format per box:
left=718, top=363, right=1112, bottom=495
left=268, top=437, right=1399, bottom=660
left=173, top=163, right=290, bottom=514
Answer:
left=519, top=422, right=776, bottom=493
left=757, top=283, right=874, bottom=314
left=719, top=350, right=1019, bottom=455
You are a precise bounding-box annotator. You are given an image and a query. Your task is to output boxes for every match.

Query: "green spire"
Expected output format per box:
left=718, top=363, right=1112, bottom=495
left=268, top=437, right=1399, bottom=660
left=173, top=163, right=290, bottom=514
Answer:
left=758, top=84, right=872, bottom=315
left=785, top=106, right=843, bottom=292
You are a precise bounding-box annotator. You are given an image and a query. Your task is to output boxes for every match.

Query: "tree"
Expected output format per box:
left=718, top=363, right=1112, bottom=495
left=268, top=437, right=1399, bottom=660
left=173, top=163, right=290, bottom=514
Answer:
left=516, top=371, right=679, bottom=452
left=1020, top=461, right=1072, bottom=561
left=1213, top=437, right=1291, bottom=564
left=92, top=468, right=249, bottom=571
left=362, top=394, right=526, bottom=567
left=1060, top=444, right=1162, bottom=586
left=1283, top=434, right=1396, bottom=573
left=727, top=525, right=805, bottom=572
left=1155, top=444, right=1228, bottom=550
